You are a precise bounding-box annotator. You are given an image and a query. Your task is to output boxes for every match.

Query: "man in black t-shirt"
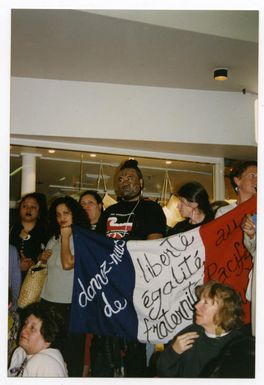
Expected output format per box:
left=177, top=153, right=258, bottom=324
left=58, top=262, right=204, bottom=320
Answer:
left=98, top=196, right=166, bottom=240
left=97, top=160, right=166, bottom=241
left=92, top=159, right=166, bottom=377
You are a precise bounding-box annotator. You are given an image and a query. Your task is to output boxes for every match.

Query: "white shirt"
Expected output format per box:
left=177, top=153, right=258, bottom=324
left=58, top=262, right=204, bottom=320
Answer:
left=215, top=202, right=237, bottom=218
left=8, top=346, right=68, bottom=377
left=41, top=236, right=74, bottom=303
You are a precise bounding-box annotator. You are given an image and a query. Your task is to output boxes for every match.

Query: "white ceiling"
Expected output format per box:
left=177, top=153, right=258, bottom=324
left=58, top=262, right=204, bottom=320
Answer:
left=87, top=10, right=258, bottom=43
left=9, top=9, right=259, bottom=200
left=11, top=9, right=258, bottom=93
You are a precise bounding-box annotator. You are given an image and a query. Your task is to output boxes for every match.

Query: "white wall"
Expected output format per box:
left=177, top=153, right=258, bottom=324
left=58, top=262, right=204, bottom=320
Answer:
left=11, top=77, right=256, bottom=146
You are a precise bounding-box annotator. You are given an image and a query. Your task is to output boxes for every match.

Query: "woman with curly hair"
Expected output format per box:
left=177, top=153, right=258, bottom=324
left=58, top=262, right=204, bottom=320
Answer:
left=8, top=302, right=68, bottom=377
left=157, top=280, right=254, bottom=378
left=39, top=196, right=90, bottom=377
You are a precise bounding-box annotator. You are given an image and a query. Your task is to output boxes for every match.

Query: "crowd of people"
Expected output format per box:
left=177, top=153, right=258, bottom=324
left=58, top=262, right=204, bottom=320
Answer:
left=8, top=158, right=257, bottom=378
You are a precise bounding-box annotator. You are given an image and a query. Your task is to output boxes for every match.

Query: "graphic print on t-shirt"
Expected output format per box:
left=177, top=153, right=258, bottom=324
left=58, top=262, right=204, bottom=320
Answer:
left=106, top=213, right=135, bottom=239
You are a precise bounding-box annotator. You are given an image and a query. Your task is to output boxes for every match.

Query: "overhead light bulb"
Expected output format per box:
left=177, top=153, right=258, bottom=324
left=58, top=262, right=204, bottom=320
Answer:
left=214, top=68, right=228, bottom=81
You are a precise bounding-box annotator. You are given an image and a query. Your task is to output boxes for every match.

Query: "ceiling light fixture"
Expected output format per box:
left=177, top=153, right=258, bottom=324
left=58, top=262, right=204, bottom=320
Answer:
left=90, top=154, right=96, bottom=158
left=214, top=68, right=228, bottom=81
left=48, top=149, right=56, bottom=154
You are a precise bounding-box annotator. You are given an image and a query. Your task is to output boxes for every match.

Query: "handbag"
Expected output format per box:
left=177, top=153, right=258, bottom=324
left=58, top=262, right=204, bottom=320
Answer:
left=17, top=261, right=47, bottom=308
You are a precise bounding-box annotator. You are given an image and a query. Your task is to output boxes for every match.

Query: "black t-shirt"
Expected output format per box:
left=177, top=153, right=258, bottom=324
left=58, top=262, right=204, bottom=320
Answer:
left=167, top=215, right=213, bottom=236
left=97, top=198, right=166, bottom=240
left=9, top=221, right=48, bottom=264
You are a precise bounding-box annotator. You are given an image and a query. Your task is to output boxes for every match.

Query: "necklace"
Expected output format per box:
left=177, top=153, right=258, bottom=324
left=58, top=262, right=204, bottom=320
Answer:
left=10, top=356, right=28, bottom=377
left=123, top=199, right=140, bottom=236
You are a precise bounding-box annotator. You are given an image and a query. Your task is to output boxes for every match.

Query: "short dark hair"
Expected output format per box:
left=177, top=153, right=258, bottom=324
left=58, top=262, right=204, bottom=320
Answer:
left=195, top=280, right=244, bottom=331
left=120, top=159, right=143, bottom=180
left=21, top=302, right=66, bottom=349
left=79, top=190, right=103, bottom=206
left=229, top=160, right=257, bottom=192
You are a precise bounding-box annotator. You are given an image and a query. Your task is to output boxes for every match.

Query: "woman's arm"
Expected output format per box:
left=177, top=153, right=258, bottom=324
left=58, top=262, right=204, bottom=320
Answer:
left=157, top=331, right=199, bottom=377
left=60, top=226, right=74, bottom=270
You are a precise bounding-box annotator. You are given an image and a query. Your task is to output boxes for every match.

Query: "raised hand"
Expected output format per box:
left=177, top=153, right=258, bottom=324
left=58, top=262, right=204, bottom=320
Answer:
left=241, top=214, right=256, bottom=239
left=60, top=225, right=72, bottom=239
left=172, top=332, right=199, bottom=354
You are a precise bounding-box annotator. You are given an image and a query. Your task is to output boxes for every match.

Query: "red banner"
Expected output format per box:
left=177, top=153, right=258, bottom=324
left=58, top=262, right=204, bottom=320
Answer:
left=201, top=195, right=257, bottom=323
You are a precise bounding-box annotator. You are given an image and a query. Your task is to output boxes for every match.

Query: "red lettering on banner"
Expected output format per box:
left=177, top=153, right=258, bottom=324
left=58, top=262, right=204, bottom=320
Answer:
left=201, top=196, right=256, bottom=324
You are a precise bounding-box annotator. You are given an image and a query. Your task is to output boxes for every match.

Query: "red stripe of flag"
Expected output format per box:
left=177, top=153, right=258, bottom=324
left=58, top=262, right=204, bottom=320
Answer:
left=200, top=195, right=257, bottom=324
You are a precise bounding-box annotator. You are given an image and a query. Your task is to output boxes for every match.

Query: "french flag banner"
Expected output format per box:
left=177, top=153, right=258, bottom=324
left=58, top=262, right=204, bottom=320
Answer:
left=70, top=196, right=256, bottom=344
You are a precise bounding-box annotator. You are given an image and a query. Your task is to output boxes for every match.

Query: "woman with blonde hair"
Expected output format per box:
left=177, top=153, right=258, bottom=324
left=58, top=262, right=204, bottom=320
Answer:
left=157, top=280, right=254, bottom=378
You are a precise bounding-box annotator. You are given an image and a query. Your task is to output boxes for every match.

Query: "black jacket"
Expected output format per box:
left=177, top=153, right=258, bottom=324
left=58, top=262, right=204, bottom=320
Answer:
left=157, top=324, right=254, bottom=378
left=200, top=330, right=255, bottom=378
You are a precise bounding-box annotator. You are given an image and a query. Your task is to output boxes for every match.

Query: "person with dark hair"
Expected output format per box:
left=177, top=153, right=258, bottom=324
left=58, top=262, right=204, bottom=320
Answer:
left=39, top=196, right=90, bottom=377
left=97, top=159, right=166, bottom=241
left=215, top=160, right=257, bottom=218
left=9, top=192, right=49, bottom=277
left=93, top=159, right=166, bottom=377
left=79, top=190, right=103, bottom=230
left=167, top=181, right=214, bottom=235
left=79, top=190, right=104, bottom=375
left=157, top=281, right=254, bottom=378
left=8, top=302, right=68, bottom=377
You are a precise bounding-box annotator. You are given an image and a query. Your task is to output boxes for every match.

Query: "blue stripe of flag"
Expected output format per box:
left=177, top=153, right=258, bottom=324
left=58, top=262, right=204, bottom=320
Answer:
left=69, top=225, right=138, bottom=340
